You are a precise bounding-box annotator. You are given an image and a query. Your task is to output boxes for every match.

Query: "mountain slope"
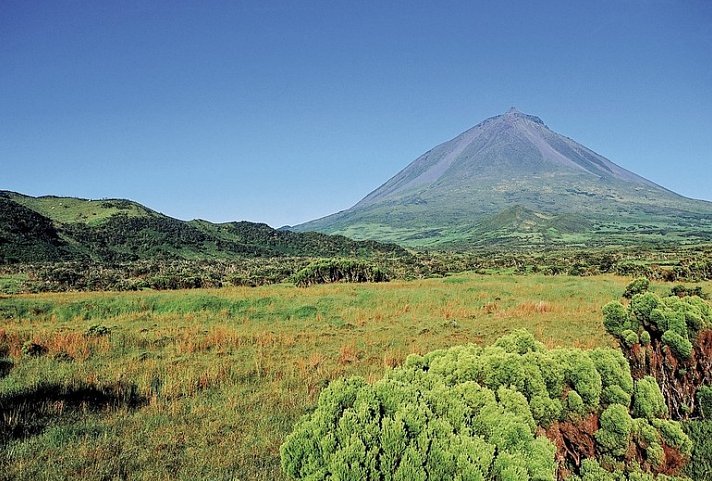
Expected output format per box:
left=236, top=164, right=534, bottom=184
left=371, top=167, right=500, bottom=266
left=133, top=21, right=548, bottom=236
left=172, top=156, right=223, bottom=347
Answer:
left=295, top=108, right=712, bottom=248
left=0, top=191, right=408, bottom=263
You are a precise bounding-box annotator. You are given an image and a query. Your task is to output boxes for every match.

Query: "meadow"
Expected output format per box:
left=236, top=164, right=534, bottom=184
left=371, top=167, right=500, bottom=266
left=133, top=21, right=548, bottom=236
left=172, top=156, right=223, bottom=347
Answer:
left=0, top=273, right=707, bottom=480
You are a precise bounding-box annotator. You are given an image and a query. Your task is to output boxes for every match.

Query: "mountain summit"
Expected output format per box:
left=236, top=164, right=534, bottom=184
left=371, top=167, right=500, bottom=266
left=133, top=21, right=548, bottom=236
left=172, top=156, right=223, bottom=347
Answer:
left=296, top=109, right=712, bottom=248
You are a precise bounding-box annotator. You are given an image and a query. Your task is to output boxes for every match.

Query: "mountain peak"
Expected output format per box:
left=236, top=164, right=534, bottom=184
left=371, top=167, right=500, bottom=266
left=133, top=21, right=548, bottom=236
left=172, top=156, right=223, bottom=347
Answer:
left=295, top=109, right=712, bottom=247
left=498, top=107, right=545, bottom=126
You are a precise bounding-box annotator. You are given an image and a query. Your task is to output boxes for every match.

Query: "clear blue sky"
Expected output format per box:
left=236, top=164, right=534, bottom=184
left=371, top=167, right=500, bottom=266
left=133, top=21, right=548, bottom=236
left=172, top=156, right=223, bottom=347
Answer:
left=2, top=1, right=711, bottom=227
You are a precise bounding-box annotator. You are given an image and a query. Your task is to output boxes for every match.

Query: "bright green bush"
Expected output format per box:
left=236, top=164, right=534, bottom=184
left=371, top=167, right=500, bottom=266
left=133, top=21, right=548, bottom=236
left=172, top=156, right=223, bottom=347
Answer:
left=630, top=293, right=660, bottom=326
left=592, top=349, right=634, bottom=407
left=633, top=418, right=662, bottom=458
left=683, top=420, right=712, bottom=480
left=596, top=404, right=634, bottom=457
left=566, top=390, right=586, bottom=418
left=622, top=329, right=639, bottom=347
left=651, top=419, right=692, bottom=455
left=648, top=309, right=668, bottom=333
left=280, top=372, right=556, bottom=481
left=574, top=458, right=615, bottom=481
left=624, top=278, right=650, bottom=299
left=661, top=330, right=693, bottom=360
left=282, top=331, right=691, bottom=481
left=604, top=292, right=711, bottom=362
left=493, top=328, right=544, bottom=355
left=603, top=301, right=630, bottom=336
left=662, top=296, right=712, bottom=334
left=665, top=310, right=687, bottom=337
left=632, top=377, right=667, bottom=420
left=552, top=349, right=602, bottom=409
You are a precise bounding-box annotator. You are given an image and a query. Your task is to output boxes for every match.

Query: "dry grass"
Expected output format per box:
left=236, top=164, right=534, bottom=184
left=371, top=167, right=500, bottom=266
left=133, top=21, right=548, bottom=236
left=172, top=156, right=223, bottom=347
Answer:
left=1, top=273, right=702, bottom=480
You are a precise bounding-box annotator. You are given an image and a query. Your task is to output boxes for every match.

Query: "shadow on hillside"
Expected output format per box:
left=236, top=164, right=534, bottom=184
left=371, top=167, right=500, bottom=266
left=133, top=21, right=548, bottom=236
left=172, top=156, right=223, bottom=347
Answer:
left=0, top=381, right=146, bottom=446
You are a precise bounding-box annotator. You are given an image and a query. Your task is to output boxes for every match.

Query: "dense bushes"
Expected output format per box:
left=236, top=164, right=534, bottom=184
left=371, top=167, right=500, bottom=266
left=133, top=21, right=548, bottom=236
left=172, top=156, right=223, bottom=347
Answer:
left=292, top=259, right=388, bottom=287
left=281, top=331, right=690, bottom=480
left=4, top=245, right=712, bottom=294
left=670, top=285, right=707, bottom=300
left=624, top=278, right=650, bottom=299
left=0, top=256, right=401, bottom=293
left=683, top=420, right=712, bottom=480
left=603, top=291, right=712, bottom=420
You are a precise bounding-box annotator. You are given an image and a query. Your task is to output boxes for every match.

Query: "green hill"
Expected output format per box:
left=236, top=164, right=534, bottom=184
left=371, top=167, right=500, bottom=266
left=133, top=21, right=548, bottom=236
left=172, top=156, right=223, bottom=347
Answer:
left=7, top=192, right=159, bottom=225
left=0, top=191, right=408, bottom=264
left=0, top=196, right=72, bottom=261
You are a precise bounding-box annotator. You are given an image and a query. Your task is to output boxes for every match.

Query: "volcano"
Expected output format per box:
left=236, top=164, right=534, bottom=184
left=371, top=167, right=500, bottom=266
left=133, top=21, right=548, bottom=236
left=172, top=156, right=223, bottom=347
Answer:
left=295, top=108, right=712, bottom=248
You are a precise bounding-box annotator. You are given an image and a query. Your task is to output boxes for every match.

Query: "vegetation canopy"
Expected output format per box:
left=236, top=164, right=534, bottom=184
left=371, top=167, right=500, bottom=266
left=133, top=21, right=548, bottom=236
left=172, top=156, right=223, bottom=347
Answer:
left=603, top=287, right=712, bottom=420
left=292, top=259, right=388, bottom=287
left=281, top=330, right=692, bottom=481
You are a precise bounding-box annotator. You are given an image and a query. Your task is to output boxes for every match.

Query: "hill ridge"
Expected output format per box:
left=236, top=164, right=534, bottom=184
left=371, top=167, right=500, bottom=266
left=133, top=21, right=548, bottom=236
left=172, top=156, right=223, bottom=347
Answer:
left=0, top=191, right=408, bottom=263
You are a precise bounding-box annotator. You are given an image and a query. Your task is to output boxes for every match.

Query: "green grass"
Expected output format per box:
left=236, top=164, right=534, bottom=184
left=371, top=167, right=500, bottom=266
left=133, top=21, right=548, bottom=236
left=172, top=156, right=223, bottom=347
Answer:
left=0, top=274, right=708, bottom=480
left=0, top=273, right=27, bottom=294
left=7, top=194, right=155, bottom=226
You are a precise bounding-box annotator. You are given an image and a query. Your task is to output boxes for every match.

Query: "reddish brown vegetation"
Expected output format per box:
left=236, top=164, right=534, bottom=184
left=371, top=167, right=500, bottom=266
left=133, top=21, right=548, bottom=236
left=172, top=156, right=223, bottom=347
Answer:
left=543, top=411, right=688, bottom=480
left=624, top=329, right=712, bottom=420
left=542, top=414, right=598, bottom=479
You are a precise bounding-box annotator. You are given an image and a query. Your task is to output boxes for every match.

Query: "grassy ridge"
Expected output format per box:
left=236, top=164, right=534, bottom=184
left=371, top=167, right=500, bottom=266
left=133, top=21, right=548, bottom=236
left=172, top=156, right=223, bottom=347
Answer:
left=3, top=274, right=705, bottom=480
left=0, top=191, right=408, bottom=264
left=6, top=193, right=158, bottom=226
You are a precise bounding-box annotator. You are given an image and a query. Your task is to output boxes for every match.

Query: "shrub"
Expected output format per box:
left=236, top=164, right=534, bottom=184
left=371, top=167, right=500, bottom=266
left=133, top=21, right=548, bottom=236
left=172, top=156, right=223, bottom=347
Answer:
left=573, top=458, right=617, bottom=481
left=622, top=329, right=639, bottom=347
left=661, top=330, right=693, bottom=360
left=85, top=324, right=111, bottom=337
left=293, top=259, right=388, bottom=287
left=629, top=293, right=660, bottom=326
left=0, top=357, right=13, bottom=378
left=683, top=420, right=712, bottom=480
left=21, top=341, right=47, bottom=357
left=565, top=390, right=586, bottom=417
left=604, top=289, right=712, bottom=422
left=697, top=386, right=712, bottom=420
left=591, top=348, right=634, bottom=407
left=624, top=277, right=650, bottom=299
left=603, top=301, right=629, bottom=336
left=651, top=419, right=692, bottom=455
left=595, top=404, right=634, bottom=457
left=632, top=377, right=667, bottom=420
left=282, top=331, right=690, bottom=480
left=493, top=328, right=544, bottom=355
left=280, top=374, right=556, bottom=481
left=670, top=284, right=706, bottom=299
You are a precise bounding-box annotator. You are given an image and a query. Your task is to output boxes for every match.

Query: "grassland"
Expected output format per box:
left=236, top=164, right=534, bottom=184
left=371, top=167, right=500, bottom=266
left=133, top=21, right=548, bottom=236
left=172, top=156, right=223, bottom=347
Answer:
left=1, top=273, right=709, bottom=480
left=6, top=193, right=156, bottom=226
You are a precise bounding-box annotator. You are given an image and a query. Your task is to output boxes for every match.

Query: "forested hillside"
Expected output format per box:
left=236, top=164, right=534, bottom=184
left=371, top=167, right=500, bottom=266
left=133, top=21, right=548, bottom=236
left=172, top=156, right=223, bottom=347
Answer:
left=0, top=191, right=408, bottom=264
